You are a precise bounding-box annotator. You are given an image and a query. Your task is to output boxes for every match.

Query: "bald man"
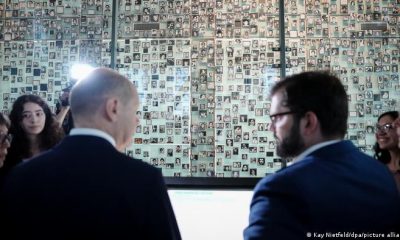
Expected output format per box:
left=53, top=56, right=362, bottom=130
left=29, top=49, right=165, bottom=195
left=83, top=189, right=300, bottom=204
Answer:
left=0, top=68, right=181, bottom=240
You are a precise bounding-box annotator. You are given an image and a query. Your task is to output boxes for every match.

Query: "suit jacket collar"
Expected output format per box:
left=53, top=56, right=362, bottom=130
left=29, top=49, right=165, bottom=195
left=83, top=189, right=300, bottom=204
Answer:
left=294, top=139, right=342, bottom=162
left=307, top=140, right=357, bottom=159
left=57, top=135, right=117, bottom=153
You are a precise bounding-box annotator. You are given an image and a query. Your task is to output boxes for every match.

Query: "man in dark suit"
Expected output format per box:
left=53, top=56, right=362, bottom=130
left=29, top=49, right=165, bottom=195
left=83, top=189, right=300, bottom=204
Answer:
left=244, top=71, right=400, bottom=240
left=0, top=68, right=181, bottom=240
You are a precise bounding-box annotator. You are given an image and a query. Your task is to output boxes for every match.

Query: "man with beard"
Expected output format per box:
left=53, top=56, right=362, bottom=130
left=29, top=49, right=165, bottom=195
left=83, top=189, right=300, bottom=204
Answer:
left=244, top=71, right=400, bottom=240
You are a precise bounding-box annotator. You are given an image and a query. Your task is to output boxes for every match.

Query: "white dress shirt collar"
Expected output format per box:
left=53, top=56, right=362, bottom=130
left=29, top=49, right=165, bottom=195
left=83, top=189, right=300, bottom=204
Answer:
left=69, top=128, right=116, bottom=147
left=293, top=139, right=342, bottom=163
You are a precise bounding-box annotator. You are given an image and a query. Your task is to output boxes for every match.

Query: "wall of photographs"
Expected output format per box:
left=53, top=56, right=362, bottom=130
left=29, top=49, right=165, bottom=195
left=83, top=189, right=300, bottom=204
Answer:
left=0, top=0, right=399, bottom=177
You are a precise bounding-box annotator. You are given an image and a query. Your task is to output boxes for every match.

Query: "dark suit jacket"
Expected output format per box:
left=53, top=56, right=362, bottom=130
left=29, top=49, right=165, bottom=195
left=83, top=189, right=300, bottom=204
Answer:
left=0, top=135, right=181, bottom=240
left=244, top=141, right=400, bottom=240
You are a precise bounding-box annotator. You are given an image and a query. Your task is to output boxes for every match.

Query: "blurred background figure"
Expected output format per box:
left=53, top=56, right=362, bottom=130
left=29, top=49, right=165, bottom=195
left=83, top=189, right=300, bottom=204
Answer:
left=374, top=111, right=400, bottom=191
left=0, top=113, right=11, bottom=169
left=55, top=84, right=74, bottom=134
left=3, top=94, right=64, bottom=174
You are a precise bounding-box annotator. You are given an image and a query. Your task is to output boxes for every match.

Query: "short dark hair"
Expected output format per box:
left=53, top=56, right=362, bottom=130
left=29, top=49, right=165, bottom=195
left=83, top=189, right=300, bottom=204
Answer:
left=270, top=71, right=348, bottom=138
left=373, top=111, right=399, bottom=164
left=0, top=112, right=10, bottom=129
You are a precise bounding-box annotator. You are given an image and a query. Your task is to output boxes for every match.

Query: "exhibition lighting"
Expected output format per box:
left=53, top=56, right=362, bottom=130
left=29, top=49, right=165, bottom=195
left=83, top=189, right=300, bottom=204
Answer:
left=70, top=64, right=95, bottom=80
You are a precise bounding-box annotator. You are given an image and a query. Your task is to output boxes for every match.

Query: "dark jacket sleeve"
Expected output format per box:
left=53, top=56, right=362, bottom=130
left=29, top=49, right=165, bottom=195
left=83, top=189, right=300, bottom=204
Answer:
left=144, top=168, right=181, bottom=240
left=243, top=175, right=306, bottom=240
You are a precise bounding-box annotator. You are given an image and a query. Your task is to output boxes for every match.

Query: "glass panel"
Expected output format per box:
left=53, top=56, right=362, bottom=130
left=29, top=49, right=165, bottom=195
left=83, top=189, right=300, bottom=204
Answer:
left=2, top=0, right=397, bottom=177
left=284, top=0, right=400, bottom=155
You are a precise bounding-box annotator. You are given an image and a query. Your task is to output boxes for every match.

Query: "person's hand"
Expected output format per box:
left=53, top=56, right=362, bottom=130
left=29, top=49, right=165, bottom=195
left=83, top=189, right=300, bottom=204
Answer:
left=59, top=91, right=70, bottom=107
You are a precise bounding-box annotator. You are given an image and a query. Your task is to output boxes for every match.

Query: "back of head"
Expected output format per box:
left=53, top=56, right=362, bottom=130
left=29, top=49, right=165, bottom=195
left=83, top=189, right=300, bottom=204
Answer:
left=270, top=71, right=348, bottom=138
left=70, top=68, right=134, bottom=123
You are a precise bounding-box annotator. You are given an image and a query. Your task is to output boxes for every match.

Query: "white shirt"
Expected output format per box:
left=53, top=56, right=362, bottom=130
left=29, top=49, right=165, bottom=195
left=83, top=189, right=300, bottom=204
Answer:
left=69, top=128, right=116, bottom=147
left=293, top=139, right=342, bottom=163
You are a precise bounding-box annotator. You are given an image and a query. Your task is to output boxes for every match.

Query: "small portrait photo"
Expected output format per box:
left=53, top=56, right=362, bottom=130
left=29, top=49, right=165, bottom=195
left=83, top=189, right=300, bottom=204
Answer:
left=232, top=171, right=240, bottom=178
left=239, top=114, right=248, bottom=122
left=248, top=119, right=256, bottom=126
left=380, top=91, right=389, bottom=99
left=257, top=158, right=265, bottom=166
left=268, top=141, right=276, bottom=149
left=133, top=53, right=141, bottom=61
left=234, top=126, right=242, bottom=135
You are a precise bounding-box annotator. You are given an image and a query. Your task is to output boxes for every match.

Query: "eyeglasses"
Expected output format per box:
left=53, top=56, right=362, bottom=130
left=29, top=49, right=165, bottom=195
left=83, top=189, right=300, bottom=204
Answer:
left=0, top=133, right=12, bottom=145
left=269, top=111, right=296, bottom=124
left=394, top=117, right=400, bottom=127
left=375, top=123, right=394, bottom=133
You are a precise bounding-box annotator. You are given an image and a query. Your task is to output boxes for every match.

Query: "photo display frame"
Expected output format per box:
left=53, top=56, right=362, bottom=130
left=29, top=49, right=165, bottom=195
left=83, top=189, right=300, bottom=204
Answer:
left=0, top=0, right=399, bottom=178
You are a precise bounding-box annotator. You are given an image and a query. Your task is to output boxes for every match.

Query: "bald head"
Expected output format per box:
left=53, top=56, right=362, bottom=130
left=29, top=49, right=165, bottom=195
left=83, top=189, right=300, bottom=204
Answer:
left=70, top=68, right=140, bottom=150
left=70, top=68, right=137, bottom=122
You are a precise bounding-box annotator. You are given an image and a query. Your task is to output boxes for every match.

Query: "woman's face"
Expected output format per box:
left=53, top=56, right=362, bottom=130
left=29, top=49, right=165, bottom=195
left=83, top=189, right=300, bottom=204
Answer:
left=375, top=115, right=399, bottom=151
left=0, top=124, right=10, bottom=167
left=20, top=102, right=46, bottom=136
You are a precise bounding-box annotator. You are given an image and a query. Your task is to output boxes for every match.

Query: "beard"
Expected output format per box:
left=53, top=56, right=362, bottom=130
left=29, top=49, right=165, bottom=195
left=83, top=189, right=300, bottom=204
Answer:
left=275, top=120, right=306, bottom=159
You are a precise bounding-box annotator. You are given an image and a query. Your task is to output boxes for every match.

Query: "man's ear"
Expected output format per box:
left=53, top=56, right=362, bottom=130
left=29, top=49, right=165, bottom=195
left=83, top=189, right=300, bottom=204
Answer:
left=301, top=111, right=319, bottom=136
left=104, top=97, right=119, bottom=122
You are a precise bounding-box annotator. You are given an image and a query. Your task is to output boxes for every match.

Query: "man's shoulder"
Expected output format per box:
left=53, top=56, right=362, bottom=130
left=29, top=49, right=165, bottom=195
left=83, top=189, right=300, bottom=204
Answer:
left=310, top=140, right=381, bottom=168
left=258, top=140, right=389, bottom=190
left=118, top=154, right=160, bottom=173
left=6, top=146, right=161, bottom=191
left=310, top=140, right=361, bottom=158
left=257, top=164, right=305, bottom=190
left=14, top=137, right=158, bottom=176
left=258, top=143, right=357, bottom=181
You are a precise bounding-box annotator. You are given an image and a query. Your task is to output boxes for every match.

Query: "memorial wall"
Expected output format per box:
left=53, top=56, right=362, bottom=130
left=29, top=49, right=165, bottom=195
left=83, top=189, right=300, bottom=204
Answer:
left=0, top=0, right=399, bottom=177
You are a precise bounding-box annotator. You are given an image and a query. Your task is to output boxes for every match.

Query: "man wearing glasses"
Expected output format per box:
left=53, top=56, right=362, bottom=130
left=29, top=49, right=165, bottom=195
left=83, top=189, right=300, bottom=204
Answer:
left=244, top=71, right=400, bottom=240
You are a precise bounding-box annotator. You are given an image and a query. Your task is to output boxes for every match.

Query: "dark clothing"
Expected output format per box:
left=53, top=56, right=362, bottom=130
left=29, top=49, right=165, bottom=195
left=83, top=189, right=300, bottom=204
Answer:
left=0, top=135, right=181, bottom=240
left=244, top=141, right=400, bottom=240
left=1, top=124, right=63, bottom=179
left=61, top=111, right=74, bottom=134
left=0, top=149, right=20, bottom=178
left=393, top=170, right=400, bottom=193
left=56, top=102, right=74, bottom=134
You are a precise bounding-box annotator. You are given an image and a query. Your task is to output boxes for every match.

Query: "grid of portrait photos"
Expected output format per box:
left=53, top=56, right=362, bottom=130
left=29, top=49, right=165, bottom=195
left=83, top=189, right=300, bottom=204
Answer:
left=0, top=0, right=399, bottom=178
